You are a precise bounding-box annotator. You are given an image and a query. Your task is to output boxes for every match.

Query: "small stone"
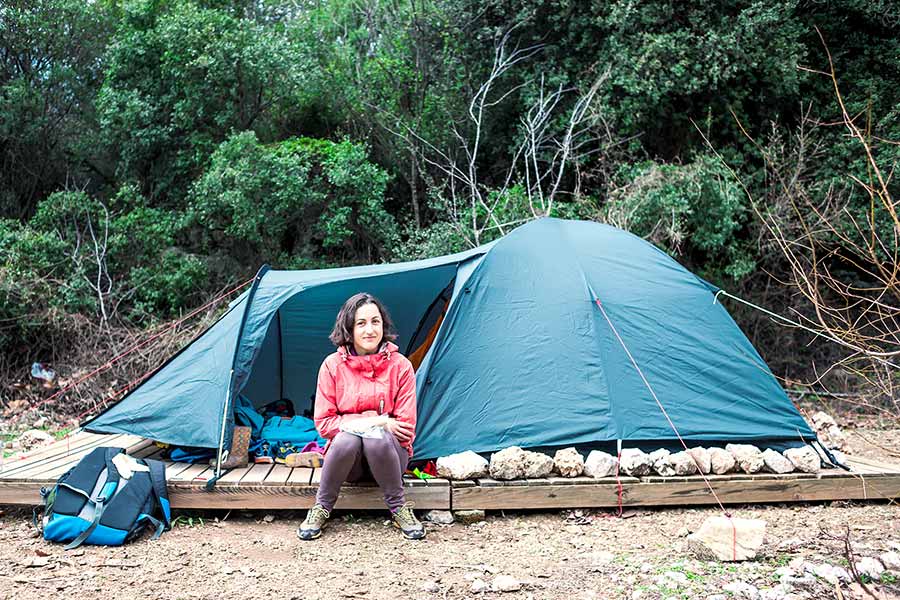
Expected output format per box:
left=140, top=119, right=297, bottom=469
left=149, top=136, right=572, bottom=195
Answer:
left=455, top=510, right=485, bottom=525
left=32, top=417, right=48, bottom=429
left=436, top=450, right=490, bottom=480
left=687, top=516, right=767, bottom=561
left=522, top=450, right=554, bottom=478
left=880, top=550, right=900, bottom=570
left=774, top=566, right=794, bottom=579
left=762, top=449, right=794, bottom=474
left=726, top=444, right=765, bottom=473
left=17, top=429, right=55, bottom=450
left=758, top=584, right=792, bottom=600
left=553, top=447, right=584, bottom=477
left=619, top=448, right=653, bottom=476
left=687, top=447, right=712, bottom=474
left=664, top=571, right=688, bottom=586
left=492, top=575, right=522, bottom=592
left=424, top=510, right=454, bottom=525
left=709, top=447, right=736, bottom=474
left=262, top=514, right=275, bottom=523
left=470, top=579, right=489, bottom=593
left=811, top=563, right=851, bottom=583
left=648, top=449, right=674, bottom=476
left=490, top=447, right=527, bottom=480
left=722, top=581, right=759, bottom=599
left=855, top=557, right=884, bottom=580
left=669, top=451, right=699, bottom=475
left=810, top=411, right=847, bottom=450
left=421, top=581, right=441, bottom=593
left=584, top=450, right=617, bottom=478
left=783, top=446, right=821, bottom=473
left=675, top=526, right=690, bottom=538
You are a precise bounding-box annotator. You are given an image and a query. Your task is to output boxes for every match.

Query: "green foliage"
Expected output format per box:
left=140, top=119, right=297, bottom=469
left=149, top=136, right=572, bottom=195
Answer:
left=605, top=155, right=754, bottom=281
left=188, top=132, right=398, bottom=264
left=97, top=0, right=311, bottom=205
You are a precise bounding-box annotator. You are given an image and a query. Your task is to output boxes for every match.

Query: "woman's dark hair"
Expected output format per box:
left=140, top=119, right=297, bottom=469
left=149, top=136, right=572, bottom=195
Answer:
left=329, top=292, right=398, bottom=348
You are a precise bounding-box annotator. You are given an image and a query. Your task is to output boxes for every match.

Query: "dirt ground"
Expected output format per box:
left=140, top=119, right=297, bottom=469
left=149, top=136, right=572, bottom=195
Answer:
left=1, top=427, right=899, bottom=600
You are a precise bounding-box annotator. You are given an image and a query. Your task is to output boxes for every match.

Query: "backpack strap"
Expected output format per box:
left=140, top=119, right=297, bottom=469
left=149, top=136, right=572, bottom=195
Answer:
left=146, top=459, right=171, bottom=531
left=63, top=448, right=123, bottom=550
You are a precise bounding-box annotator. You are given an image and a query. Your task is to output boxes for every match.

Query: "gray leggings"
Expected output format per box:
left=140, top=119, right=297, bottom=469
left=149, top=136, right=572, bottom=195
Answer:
left=315, top=431, right=410, bottom=512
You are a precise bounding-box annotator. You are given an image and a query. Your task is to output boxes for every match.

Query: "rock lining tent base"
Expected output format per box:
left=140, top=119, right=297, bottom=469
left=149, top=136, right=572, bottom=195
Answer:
left=81, top=218, right=819, bottom=473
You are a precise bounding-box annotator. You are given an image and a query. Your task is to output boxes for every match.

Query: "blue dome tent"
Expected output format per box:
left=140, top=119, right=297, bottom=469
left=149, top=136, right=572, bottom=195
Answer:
left=83, top=218, right=815, bottom=465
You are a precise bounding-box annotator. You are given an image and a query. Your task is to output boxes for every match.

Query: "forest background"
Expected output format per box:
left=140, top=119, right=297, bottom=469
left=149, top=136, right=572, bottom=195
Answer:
left=2, top=0, right=899, bottom=420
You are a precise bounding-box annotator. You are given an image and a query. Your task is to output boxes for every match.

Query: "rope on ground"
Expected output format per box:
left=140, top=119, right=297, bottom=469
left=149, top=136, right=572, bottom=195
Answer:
left=714, top=290, right=900, bottom=371
left=593, top=297, right=738, bottom=560
left=24, top=277, right=254, bottom=417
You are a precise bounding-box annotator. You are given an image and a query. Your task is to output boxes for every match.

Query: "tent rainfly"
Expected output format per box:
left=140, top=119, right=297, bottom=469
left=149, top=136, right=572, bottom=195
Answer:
left=83, top=218, right=816, bottom=465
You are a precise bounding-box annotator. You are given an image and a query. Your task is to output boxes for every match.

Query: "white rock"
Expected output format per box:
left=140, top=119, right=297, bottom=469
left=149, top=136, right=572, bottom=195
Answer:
left=490, top=446, right=527, bottom=480
left=762, top=449, right=794, bottom=474
left=709, top=447, right=737, bottom=474
left=880, top=550, right=900, bottom=570
left=584, top=450, right=617, bottom=478
left=491, top=575, right=522, bottom=592
left=664, top=571, right=688, bottom=586
left=783, top=446, right=821, bottom=473
left=424, top=510, right=454, bottom=525
left=470, top=579, right=489, bottom=593
left=687, top=447, right=712, bottom=474
left=421, top=581, right=441, bottom=593
left=774, top=566, right=794, bottom=579
left=687, top=516, right=767, bottom=561
left=553, top=447, right=584, bottom=477
left=620, top=448, right=653, bottom=476
left=812, top=563, right=851, bottom=583
left=522, top=450, right=554, bottom=478
left=855, top=557, right=884, bottom=580
left=17, top=429, right=55, bottom=449
left=436, top=450, right=489, bottom=480
left=758, top=584, right=792, bottom=600
left=726, top=444, right=765, bottom=473
left=649, top=449, right=675, bottom=477
left=811, top=411, right=848, bottom=450
left=669, top=451, right=699, bottom=475
left=722, top=581, right=759, bottom=600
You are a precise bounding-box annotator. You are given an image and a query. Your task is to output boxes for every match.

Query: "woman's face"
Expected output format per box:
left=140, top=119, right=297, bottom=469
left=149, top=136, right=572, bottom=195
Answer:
left=352, top=302, right=384, bottom=355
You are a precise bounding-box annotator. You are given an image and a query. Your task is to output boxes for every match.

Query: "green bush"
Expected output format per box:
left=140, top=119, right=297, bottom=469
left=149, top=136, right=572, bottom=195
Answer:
left=188, top=132, right=398, bottom=264
left=605, top=155, right=754, bottom=281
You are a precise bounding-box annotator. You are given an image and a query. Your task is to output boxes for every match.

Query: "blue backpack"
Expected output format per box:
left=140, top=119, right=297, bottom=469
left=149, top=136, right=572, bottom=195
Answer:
left=38, top=446, right=171, bottom=549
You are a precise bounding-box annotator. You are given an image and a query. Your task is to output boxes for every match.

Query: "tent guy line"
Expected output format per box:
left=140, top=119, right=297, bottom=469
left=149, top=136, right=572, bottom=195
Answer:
left=714, top=289, right=900, bottom=371
left=593, top=296, right=738, bottom=559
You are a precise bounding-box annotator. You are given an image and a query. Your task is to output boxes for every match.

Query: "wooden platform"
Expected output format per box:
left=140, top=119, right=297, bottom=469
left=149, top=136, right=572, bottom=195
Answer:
left=2, top=431, right=899, bottom=510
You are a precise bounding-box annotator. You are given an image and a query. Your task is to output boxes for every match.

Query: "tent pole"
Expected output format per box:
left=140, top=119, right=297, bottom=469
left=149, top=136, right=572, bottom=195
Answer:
left=214, top=369, right=234, bottom=480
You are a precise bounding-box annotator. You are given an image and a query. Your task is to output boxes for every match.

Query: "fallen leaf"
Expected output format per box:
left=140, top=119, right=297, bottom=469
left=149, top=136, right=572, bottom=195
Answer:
left=34, top=549, right=50, bottom=557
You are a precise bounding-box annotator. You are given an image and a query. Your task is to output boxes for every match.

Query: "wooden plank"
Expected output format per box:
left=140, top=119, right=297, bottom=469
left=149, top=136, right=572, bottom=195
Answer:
left=424, top=477, right=450, bottom=487
left=452, top=473, right=900, bottom=510
left=0, top=434, right=143, bottom=482
left=310, top=467, right=322, bottom=485
left=263, top=464, right=293, bottom=486
left=403, top=474, right=426, bottom=487
left=167, top=482, right=450, bottom=510
left=2, top=430, right=100, bottom=464
left=161, top=461, right=198, bottom=480
left=0, top=432, right=124, bottom=479
left=217, top=465, right=255, bottom=486
left=288, top=467, right=314, bottom=486
left=169, top=463, right=211, bottom=484
left=40, top=436, right=149, bottom=480
left=239, top=463, right=273, bottom=484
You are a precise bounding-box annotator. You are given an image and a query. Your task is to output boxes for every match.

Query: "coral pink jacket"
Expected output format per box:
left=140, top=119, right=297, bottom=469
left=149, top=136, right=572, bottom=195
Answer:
left=313, top=341, right=417, bottom=456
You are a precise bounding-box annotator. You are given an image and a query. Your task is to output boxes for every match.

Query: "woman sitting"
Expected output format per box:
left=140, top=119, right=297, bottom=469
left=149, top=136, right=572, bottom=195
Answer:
left=297, top=292, right=425, bottom=541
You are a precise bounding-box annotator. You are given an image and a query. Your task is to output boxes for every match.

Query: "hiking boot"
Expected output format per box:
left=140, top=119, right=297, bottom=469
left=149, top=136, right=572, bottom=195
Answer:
left=391, top=503, right=426, bottom=540
left=297, top=504, right=330, bottom=540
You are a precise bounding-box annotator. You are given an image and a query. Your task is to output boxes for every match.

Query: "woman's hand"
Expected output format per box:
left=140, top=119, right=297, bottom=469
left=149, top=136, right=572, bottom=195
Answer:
left=385, top=418, right=414, bottom=443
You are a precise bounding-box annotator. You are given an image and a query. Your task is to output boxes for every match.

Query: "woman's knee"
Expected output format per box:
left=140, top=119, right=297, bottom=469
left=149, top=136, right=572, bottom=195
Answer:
left=329, top=432, right=363, bottom=456
left=361, top=432, right=397, bottom=457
